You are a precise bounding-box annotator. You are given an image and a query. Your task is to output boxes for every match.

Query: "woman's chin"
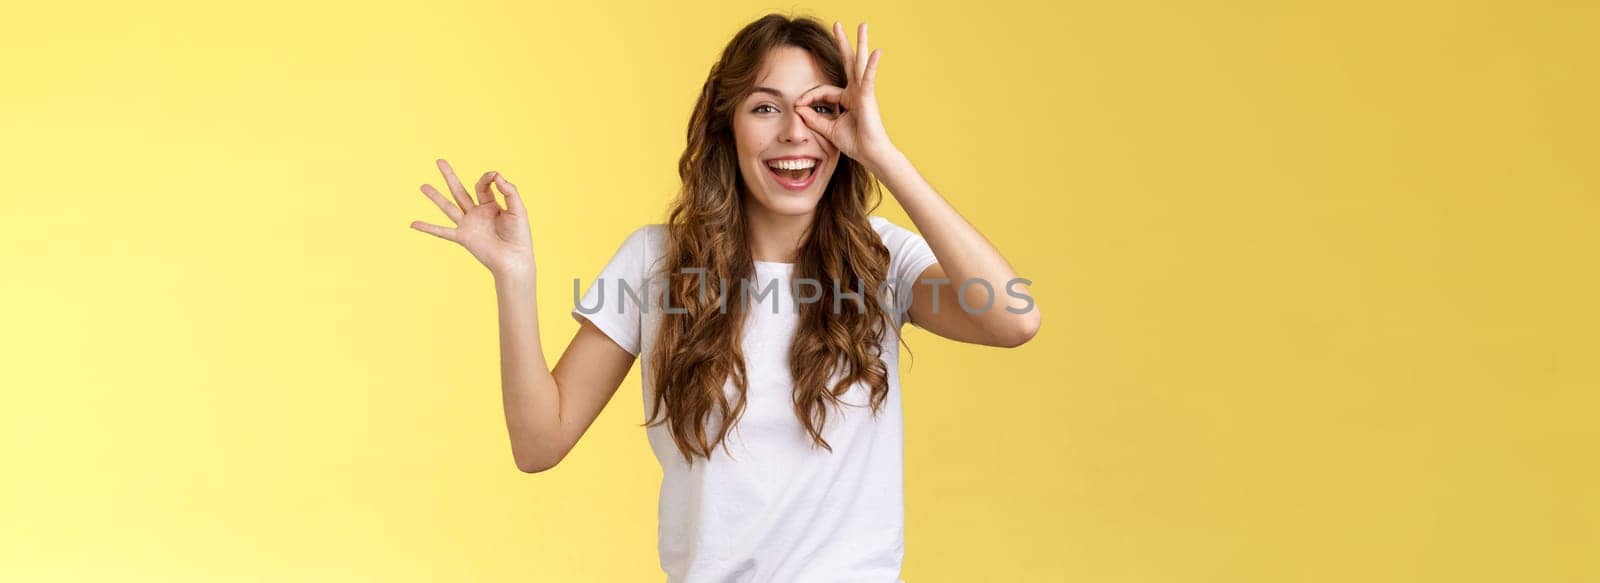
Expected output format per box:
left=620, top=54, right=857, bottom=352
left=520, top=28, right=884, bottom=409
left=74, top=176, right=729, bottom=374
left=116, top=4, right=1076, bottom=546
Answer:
left=759, top=193, right=822, bottom=216
left=748, top=185, right=822, bottom=216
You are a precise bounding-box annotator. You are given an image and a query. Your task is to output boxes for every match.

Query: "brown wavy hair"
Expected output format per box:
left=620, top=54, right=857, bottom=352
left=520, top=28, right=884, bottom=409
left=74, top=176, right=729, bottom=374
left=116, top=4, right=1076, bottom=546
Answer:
left=644, top=13, right=906, bottom=466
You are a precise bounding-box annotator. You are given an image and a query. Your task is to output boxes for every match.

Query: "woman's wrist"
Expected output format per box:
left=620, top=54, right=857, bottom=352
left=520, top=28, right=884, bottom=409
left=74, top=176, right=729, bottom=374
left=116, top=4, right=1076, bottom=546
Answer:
left=493, top=263, right=537, bottom=287
left=863, top=147, right=914, bottom=191
left=861, top=144, right=903, bottom=174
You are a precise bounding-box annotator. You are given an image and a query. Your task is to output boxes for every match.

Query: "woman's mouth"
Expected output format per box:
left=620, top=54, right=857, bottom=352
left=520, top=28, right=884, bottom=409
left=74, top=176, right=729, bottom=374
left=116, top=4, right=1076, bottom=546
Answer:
left=765, top=157, right=819, bottom=192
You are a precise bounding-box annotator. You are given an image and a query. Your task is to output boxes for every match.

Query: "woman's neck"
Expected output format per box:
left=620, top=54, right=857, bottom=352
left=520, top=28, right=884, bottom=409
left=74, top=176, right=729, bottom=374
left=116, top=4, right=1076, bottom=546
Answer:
left=743, top=205, right=813, bottom=264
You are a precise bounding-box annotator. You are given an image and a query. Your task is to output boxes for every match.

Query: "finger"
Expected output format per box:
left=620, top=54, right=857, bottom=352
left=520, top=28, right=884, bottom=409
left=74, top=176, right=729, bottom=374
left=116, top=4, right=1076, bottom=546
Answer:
left=475, top=171, right=501, bottom=209
left=495, top=174, right=526, bottom=216
left=795, top=84, right=846, bottom=108
left=832, top=21, right=855, bottom=84
left=795, top=105, right=836, bottom=140
left=856, top=23, right=870, bottom=82
left=409, top=220, right=457, bottom=242
left=420, top=184, right=465, bottom=223
left=862, top=49, right=882, bottom=91
left=436, top=158, right=475, bottom=211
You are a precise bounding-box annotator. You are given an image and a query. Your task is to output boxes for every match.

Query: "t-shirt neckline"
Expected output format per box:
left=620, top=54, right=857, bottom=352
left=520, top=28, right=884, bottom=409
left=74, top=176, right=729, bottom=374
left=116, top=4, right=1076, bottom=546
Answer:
left=753, top=260, right=795, bottom=271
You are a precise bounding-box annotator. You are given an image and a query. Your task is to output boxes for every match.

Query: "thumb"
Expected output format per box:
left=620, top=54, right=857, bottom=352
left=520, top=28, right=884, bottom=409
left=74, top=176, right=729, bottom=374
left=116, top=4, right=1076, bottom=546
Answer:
left=495, top=174, right=527, bottom=217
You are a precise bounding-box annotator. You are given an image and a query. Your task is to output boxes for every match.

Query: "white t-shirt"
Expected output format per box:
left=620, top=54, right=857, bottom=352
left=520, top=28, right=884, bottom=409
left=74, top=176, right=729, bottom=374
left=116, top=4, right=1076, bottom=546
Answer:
left=571, top=215, right=939, bottom=583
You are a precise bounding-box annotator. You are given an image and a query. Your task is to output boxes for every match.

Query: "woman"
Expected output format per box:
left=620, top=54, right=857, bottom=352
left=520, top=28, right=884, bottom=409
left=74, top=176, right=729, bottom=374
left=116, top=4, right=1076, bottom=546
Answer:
left=409, top=14, right=1040, bottom=583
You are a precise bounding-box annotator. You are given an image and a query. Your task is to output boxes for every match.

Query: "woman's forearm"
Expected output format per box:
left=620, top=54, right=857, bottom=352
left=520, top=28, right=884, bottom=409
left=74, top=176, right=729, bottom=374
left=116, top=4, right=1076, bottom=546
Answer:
left=493, top=269, right=564, bottom=472
left=867, top=149, right=1042, bottom=341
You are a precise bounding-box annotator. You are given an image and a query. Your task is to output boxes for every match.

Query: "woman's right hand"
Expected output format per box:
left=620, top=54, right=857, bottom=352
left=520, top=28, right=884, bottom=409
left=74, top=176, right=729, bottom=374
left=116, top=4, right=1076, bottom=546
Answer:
left=410, top=158, right=535, bottom=278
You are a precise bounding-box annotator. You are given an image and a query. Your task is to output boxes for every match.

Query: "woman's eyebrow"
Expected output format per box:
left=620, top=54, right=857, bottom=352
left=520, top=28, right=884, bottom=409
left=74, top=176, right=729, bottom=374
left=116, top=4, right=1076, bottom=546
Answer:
left=751, top=84, right=823, bottom=99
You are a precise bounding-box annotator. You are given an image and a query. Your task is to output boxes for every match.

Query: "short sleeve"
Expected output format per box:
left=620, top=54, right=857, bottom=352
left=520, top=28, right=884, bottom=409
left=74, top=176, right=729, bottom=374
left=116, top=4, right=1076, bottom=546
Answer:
left=570, top=225, right=655, bottom=356
left=869, top=216, right=940, bottom=328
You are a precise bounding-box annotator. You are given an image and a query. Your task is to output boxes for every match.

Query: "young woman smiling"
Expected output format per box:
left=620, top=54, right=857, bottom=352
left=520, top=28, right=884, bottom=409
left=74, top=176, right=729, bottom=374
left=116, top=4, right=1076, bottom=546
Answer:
left=410, top=14, right=1040, bottom=583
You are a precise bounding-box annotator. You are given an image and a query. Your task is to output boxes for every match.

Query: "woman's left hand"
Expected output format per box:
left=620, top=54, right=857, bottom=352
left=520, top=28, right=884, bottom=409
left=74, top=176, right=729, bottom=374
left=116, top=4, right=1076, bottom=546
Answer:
left=797, top=22, right=899, bottom=171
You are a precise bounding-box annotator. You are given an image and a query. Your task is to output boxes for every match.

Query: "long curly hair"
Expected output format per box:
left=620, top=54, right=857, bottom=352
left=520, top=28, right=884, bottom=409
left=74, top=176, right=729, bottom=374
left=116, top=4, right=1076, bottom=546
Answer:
left=644, top=13, right=905, bottom=466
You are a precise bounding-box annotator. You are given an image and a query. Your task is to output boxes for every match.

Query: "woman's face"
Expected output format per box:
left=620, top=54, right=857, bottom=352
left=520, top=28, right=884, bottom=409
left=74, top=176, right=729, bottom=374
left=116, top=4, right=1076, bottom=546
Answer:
left=733, top=46, right=840, bottom=218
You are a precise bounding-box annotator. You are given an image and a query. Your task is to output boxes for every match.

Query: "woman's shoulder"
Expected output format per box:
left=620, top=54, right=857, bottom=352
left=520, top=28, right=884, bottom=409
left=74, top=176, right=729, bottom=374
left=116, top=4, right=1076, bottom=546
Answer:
left=614, top=223, right=669, bottom=277
left=866, top=214, right=919, bottom=244
left=620, top=222, right=669, bottom=247
left=865, top=214, right=939, bottom=284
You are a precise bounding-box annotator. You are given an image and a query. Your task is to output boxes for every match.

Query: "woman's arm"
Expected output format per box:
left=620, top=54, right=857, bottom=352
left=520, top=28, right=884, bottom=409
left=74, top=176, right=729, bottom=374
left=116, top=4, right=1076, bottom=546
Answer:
left=412, top=159, right=635, bottom=473
left=868, top=152, right=1041, bottom=347
left=796, top=22, right=1041, bottom=347
left=493, top=270, right=635, bottom=473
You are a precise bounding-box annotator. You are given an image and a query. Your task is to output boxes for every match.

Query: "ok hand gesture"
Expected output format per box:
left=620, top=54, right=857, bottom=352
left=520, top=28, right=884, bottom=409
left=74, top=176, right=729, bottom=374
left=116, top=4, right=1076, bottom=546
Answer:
left=410, top=158, right=534, bottom=278
left=795, top=22, right=898, bottom=169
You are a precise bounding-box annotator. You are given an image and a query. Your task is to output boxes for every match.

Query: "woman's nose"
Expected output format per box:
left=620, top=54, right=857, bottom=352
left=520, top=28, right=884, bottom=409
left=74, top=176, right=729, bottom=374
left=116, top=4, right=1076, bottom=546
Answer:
left=780, top=109, right=809, bottom=143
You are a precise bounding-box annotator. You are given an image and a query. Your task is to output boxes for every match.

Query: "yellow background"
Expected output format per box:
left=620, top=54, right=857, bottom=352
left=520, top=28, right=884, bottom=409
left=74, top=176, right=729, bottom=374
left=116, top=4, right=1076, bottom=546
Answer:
left=2, top=0, right=1595, bottom=581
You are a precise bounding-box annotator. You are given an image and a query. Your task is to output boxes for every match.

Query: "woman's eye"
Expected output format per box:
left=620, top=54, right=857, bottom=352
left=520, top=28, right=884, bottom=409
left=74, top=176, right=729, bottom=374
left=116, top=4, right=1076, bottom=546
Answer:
left=754, top=104, right=779, bottom=114
left=811, top=105, right=836, bottom=114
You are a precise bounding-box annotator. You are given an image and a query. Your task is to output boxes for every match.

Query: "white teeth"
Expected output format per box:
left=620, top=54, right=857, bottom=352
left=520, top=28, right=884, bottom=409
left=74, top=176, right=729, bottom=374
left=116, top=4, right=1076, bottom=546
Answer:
left=766, top=158, right=817, bottom=171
